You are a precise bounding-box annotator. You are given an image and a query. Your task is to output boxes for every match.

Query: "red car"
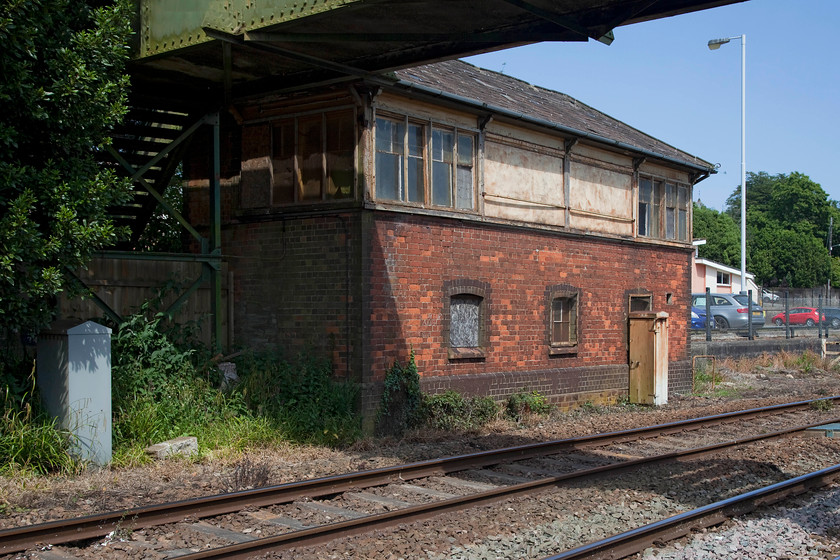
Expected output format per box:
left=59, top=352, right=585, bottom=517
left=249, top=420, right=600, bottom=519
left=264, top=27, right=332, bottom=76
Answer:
left=771, top=307, right=823, bottom=326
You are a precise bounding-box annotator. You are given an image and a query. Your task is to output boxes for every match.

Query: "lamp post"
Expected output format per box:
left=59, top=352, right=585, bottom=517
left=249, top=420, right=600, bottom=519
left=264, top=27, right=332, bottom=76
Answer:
left=708, top=34, right=746, bottom=295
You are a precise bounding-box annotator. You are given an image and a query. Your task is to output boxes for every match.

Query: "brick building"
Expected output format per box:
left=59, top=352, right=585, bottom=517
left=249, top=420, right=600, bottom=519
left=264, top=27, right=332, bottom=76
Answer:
left=183, top=59, right=714, bottom=416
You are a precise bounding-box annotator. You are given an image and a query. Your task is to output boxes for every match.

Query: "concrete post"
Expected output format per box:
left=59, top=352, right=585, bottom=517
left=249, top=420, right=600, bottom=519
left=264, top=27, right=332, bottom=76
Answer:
left=37, top=320, right=112, bottom=466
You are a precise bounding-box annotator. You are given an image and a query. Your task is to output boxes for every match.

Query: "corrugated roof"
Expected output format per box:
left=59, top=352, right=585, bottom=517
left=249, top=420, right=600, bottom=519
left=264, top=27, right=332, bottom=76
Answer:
left=392, top=59, right=712, bottom=172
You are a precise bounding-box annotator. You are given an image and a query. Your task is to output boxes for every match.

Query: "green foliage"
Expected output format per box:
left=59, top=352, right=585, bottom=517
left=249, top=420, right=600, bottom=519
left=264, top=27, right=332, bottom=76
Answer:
left=505, top=390, right=551, bottom=421
left=235, top=350, right=361, bottom=446
left=375, top=353, right=422, bottom=437
left=693, top=202, right=740, bottom=269
left=794, top=350, right=818, bottom=374
left=810, top=398, right=833, bottom=412
left=702, top=171, right=838, bottom=288
left=420, top=390, right=499, bottom=432
left=0, top=369, right=79, bottom=475
left=0, top=0, right=133, bottom=340
left=111, top=311, right=258, bottom=455
left=136, top=169, right=186, bottom=252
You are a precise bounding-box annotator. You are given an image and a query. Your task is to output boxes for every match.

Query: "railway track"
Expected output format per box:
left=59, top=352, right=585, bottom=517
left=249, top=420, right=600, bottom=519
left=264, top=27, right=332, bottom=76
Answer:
left=543, top=463, right=840, bottom=560
left=3, top=397, right=839, bottom=559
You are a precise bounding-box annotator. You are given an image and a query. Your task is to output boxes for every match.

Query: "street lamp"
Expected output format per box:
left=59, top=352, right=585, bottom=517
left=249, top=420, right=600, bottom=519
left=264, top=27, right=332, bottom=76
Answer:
left=708, top=34, right=746, bottom=295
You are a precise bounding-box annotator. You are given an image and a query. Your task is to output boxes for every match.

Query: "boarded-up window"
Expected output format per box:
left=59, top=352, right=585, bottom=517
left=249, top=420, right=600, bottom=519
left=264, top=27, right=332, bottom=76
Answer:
left=450, top=294, right=482, bottom=348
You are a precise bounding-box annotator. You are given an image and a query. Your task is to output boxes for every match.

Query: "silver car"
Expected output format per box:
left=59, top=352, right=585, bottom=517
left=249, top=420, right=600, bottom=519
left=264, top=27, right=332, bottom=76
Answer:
left=691, top=293, right=765, bottom=331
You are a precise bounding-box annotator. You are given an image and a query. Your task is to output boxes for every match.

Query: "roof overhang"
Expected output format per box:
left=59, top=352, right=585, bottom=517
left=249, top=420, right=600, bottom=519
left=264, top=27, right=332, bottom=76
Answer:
left=131, top=0, right=747, bottom=107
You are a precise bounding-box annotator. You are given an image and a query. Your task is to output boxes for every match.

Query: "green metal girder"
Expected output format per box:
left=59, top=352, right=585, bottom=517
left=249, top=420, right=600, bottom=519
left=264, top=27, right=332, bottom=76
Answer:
left=139, top=0, right=362, bottom=58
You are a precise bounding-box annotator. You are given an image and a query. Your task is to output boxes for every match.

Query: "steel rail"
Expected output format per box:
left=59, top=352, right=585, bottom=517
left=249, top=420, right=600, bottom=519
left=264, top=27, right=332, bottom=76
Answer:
left=0, top=397, right=835, bottom=555
left=153, top=417, right=840, bottom=559
left=542, top=463, right=840, bottom=560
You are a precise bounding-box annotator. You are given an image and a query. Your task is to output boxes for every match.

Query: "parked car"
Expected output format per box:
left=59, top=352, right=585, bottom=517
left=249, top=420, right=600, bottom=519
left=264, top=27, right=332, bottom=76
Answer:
left=691, top=306, right=709, bottom=329
left=762, top=290, right=780, bottom=303
left=823, top=308, right=840, bottom=329
left=691, top=293, right=765, bottom=331
left=770, top=307, right=823, bottom=327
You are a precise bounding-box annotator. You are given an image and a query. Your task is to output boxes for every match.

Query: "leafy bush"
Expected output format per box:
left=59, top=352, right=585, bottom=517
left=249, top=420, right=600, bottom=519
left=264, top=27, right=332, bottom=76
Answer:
left=235, top=350, right=360, bottom=446
left=505, top=391, right=551, bottom=421
left=420, top=390, right=499, bottom=432
left=111, top=311, right=269, bottom=461
left=376, top=353, right=422, bottom=437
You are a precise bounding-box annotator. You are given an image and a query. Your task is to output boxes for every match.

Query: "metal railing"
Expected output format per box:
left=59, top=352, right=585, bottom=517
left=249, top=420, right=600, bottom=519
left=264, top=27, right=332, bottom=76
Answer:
left=692, top=288, right=838, bottom=341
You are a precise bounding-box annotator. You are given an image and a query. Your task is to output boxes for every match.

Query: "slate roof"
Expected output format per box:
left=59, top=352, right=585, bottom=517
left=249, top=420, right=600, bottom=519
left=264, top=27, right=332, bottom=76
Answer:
left=391, top=59, right=712, bottom=172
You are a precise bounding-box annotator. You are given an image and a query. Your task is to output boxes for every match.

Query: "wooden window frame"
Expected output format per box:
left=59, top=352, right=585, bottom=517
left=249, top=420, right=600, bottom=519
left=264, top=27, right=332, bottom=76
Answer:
left=547, top=286, right=580, bottom=356
left=270, top=107, right=356, bottom=206
left=637, top=175, right=690, bottom=242
left=374, top=112, right=477, bottom=212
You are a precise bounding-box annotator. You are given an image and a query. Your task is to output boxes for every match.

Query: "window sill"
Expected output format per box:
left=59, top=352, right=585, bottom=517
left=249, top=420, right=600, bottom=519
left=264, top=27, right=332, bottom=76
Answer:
left=549, top=345, right=578, bottom=356
left=448, top=347, right=486, bottom=360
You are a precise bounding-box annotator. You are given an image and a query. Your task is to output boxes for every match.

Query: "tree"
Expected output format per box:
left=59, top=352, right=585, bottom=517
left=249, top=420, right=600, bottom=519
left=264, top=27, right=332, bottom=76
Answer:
left=721, top=171, right=838, bottom=288
left=692, top=202, right=740, bottom=268
left=0, top=0, right=133, bottom=336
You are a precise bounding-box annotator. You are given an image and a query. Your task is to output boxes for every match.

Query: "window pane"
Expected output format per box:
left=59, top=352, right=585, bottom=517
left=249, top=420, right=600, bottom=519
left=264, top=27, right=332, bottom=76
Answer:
left=450, top=295, right=481, bottom=348
left=552, top=296, right=577, bottom=344
left=651, top=181, right=662, bottom=237
left=678, top=186, right=688, bottom=240
left=630, top=296, right=651, bottom=312
left=298, top=115, right=322, bottom=201
left=432, top=129, right=453, bottom=207
left=325, top=111, right=354, bottom=199
left=406, top=124, right=425, bottom=202
left=456, top=135, right=474, bottom=209
left=375, top=118, right=404, bottom=201
left=665, top=183, right=676, bottom=239
left=638, top=178, right=651, bottom=236
left=271, top=121, right=295, bottom=204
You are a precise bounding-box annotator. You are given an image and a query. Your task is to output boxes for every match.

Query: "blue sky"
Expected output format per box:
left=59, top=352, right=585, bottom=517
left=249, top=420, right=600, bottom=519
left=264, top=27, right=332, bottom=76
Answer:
left=463, top=0, right=839, bottom=211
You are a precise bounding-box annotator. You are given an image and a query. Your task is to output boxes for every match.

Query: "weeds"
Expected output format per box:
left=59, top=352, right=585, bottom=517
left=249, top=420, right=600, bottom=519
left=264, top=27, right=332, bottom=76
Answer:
left=505, top=391, right=551, bottom=421
left=0, top=365, right=80, bottom=475
left=810, top=398, right=834, bottom=412
left=420, top=390, right=499, bottom=432
left=223, top=456, right=273, bottom=491
left=375, top=353, right=422, bottom=437
left=235, top=350, right=361, bottom=446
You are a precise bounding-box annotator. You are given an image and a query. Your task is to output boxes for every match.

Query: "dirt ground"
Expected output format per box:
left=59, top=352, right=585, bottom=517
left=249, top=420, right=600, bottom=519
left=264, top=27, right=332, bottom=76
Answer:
left=2, top=353, right=840, bottom=531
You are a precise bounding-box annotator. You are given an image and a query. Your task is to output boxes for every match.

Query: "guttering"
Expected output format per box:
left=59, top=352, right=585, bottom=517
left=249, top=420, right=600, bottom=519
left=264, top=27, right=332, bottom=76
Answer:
left=371, top=77, right=715, bottom=178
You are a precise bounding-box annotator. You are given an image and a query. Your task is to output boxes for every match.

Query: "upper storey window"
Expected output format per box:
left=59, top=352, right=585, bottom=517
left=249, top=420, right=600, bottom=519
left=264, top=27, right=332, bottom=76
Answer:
left=375, top=114, right=476, bottom=211
left=638, top=177, right=689, bottom=241
left=271, top=109, right=355, bottom=204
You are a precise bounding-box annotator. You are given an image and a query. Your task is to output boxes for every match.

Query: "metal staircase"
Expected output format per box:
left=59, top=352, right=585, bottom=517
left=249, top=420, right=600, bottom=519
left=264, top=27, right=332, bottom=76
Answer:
left=105, top=102, right=196, bottom=249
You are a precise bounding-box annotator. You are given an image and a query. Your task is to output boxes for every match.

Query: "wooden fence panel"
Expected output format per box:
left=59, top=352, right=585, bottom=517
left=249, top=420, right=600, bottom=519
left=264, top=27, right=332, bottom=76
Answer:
left=60, top=257, right=230, bottom=348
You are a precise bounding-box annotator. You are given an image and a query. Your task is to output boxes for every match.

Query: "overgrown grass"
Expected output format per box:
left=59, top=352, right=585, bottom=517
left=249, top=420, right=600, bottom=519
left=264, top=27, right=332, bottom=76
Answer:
left=111, top=312, right=286, bottom=465
left=234, top=350, right=361, bottom=446
left=0, top=361, right=80, bottom=475
left=720, top=349, right=829, bottom=374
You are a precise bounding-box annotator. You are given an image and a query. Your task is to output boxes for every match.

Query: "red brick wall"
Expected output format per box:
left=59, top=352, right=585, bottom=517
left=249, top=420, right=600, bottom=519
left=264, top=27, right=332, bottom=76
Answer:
left=219, top=213, right=364, bottom=380
left=362, top=212, right=692, bottom=408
